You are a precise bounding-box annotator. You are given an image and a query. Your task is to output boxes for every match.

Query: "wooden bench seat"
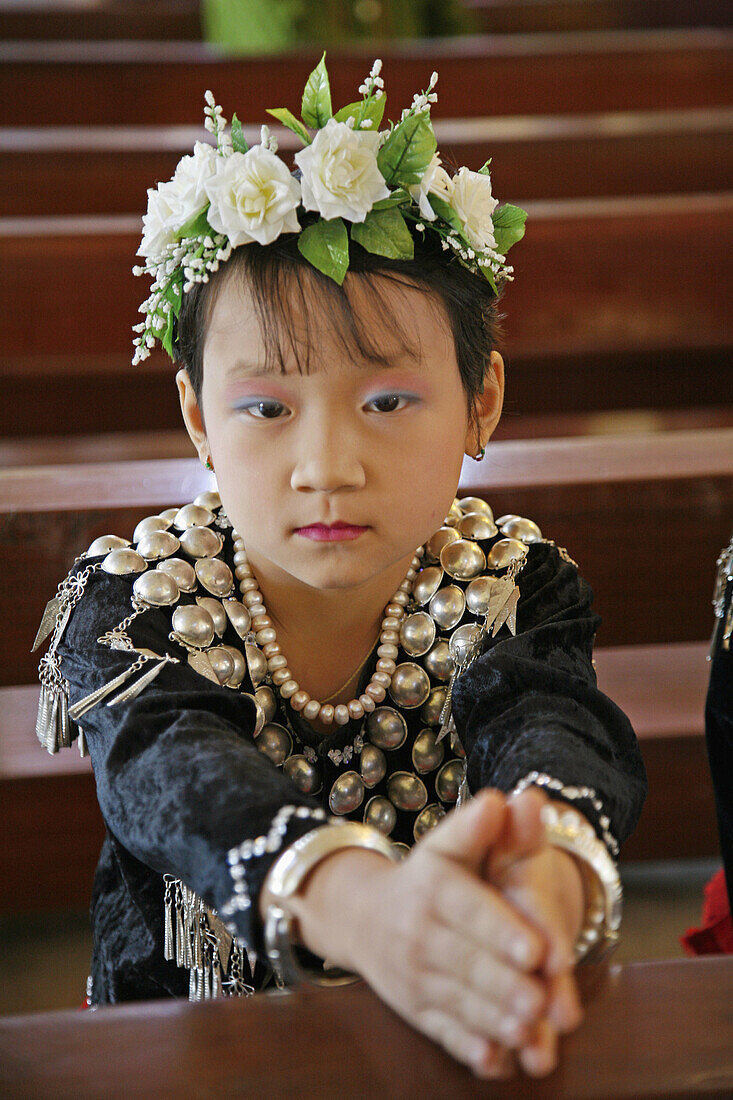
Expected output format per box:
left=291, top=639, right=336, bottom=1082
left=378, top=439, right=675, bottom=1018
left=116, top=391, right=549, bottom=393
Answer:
left=467, top=0, right=733, bottom=35
left=3, top=427, right=731, bottom=686
left=3, top=29, right=731, bottom=126
left=5, top=108, right=733, bottom=215
left=0, top=640, right=716, bottom=912
left=2, top=193, right=730, bottom=436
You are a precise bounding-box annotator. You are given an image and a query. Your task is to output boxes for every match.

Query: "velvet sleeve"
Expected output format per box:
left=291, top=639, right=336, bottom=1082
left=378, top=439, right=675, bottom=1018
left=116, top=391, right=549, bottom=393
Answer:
left=450, top=542, right=647, bottom=855
left=57, top=562, right=327, bottom=953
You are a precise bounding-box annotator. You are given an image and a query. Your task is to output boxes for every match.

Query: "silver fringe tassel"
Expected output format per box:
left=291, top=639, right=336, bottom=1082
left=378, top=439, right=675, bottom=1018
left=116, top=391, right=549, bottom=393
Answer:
left=163, top=875, right=255, bottom=1001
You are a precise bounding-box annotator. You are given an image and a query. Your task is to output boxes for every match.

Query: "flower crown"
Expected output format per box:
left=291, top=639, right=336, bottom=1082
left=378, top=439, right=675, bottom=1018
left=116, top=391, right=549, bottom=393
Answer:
left=132, top=54, right=527, bottom=365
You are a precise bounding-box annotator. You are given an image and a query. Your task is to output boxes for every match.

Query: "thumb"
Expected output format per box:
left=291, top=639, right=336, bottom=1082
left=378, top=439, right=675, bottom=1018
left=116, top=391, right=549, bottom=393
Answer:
left=488, top=787, right=549, bottom=881
left=420, top=787, right=508, bottom=871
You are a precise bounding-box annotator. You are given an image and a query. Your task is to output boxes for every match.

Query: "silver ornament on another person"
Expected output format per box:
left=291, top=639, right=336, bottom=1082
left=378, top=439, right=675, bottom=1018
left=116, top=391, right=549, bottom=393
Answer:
left=389, top=663, right=431, bottom=709
left=440, top=539, right=486, bottom=581
left=363, top=796, right=397, bottom=836
left=387, top=771, right=428, bottom=813
left=366, top=707, right=408, bottom=751
left=399, top=612, right=436, bottom=658
left=256, top=723, right=292, bottom=766
left=329, top=771, right=365, bottom=815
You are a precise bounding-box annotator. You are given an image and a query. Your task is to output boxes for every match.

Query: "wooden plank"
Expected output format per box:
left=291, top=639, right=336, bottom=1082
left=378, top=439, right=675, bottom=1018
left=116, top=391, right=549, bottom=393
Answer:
left=467, top=0, right=733, bottom=35
left=0, top=0, right=201, bottom=41
left=4, top=108, right=733, bottom=214
left=2, top=29, right=732, bottom=126
left=1, top=959, right=732, bottom=1098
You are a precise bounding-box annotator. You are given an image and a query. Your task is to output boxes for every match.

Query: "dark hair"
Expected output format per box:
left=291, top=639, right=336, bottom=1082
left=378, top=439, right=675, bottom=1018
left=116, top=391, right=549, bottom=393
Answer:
left=175, top=221, right=504, bottom=435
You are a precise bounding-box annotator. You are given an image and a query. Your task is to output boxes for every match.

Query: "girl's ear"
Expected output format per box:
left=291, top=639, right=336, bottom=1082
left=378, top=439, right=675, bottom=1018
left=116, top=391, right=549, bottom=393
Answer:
left=176, top=368, right=211, bottom=467
left=465, top=350, right=505, bottom=457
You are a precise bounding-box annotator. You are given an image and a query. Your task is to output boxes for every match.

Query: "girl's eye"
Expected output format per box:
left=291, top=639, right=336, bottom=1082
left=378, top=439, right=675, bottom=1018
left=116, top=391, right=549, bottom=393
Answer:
left=237, top=400, right=288, bottom=420
left=366, top=393, right=411, bottom=414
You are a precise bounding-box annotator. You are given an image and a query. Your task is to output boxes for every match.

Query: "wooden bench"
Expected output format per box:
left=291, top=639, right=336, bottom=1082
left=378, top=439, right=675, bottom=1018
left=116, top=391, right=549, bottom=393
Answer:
left=0, top=640, right=718, bottom=913
left=2, top=193, right=730, bottom=435
left=467, top=0, right=733, bottom=35
left=5, top=108, right=733, bottom=216
left=0, top=0, right=202, bottom=42
left=3, top=29, right=732, bottom=126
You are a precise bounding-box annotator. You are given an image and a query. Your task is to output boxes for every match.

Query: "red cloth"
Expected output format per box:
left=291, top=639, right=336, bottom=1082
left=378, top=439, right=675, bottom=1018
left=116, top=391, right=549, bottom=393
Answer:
left=681, top=868, right=733, bottom=955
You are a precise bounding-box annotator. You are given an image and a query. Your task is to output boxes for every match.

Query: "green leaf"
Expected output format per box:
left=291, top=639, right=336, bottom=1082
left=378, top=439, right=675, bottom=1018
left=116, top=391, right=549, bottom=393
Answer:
left=162, top=276, right=183, bottom=317
left=478, top=158, right=492, bottom=176
left=492, top=203, right=527, bottom=255
left=351, top=207, right=414, bottom=261
left=175, top=206, right=211, bottom=241
left=231, top=113, right=249, bottom=154
left=297, top=217, right=349, bottom=284
left=266, top=107, right=311, bottom=145
left=301, top=52, right=333, bottom=129
left=377, top=113, right=436, bottom=187
left=161, top=309, right=176, bottom=359
left=428, top=194, right=463, bottom=234
left=480, top=266, right=498, bottom=293
left=334, top=95, right=386, bottom=131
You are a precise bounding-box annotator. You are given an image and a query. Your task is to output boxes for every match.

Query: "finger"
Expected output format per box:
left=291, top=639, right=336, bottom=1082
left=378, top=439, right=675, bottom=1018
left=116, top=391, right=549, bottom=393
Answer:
left=518, top=1017, right=559, bottom=1078
left=546, top=970, right=583, bottom=1033
left=422, top=787, right=508, bottom=870
left=422, top=920, right=546, bottom=1027
left=430, top=861, right=545, bottom=972
left=490, top=787, right=549, bottom=878
left=473, top=1041, right=516, bottom=1080
left=418, top=972, right=533, bottom=1049
left=416, top=1008, right=493, bottom=1070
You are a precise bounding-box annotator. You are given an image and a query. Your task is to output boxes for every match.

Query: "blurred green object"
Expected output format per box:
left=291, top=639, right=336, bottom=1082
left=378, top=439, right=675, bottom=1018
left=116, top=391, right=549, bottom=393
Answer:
left=201, top=0, right=476, bottom=55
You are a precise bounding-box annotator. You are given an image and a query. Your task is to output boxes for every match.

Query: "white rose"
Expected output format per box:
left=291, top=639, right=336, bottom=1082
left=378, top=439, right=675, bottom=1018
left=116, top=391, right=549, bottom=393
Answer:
left=170, top=140, right=218, bottom=215
left=450, top=166, right=498, bottom=251
left=205, top=146, right=302, bottom=247
left=408, top=153, right=453, bottom=221
left=137, top=181, right=182, bottom=261
left=294, top=118, right=390, bottom=223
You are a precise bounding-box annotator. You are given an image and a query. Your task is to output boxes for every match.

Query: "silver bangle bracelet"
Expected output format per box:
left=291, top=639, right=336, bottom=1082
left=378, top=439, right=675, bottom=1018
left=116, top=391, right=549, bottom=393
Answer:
left=262, top=820, right=400, bottom=988
left=541, top=801, right=623, bottom=964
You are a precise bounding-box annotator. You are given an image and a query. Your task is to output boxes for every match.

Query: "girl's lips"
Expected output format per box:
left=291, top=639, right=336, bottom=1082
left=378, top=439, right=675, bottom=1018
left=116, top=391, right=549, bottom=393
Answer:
left=295, top=523, right=368, bottom=542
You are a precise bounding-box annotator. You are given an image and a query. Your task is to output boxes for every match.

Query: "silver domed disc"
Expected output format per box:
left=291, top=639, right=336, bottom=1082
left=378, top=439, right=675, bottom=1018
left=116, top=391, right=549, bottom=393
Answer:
left=284, top=754, right=322, bottom=795
left=486, top=538, right=527, bottom=569
left=195, top=557, right=234, bottom=597
left=465, top=575, right=497, bottom=614
left=436, top=759, right=465, bottom=803
left=159, top=507, right=180, bottom=522
left=389, top=663, right=431, bottom=709
left=499, top=516, right=543, bottom=543
left=329, top=771, right=365, bottom=815
left=429, top=585, right=466, bottom=631
left=360, top=743, right=387, bottom=787
left=424, top=526, right=460, bottom=564
left=420, top=686, right=447, bottom=727
left=457, top=497, right=494, bottom=519
left=101, top=547, right=147, bottom=575
left=412, top=728, right=445, bottom=774
left=88, top=534, right=131, bottom=557
left=458, top=512, right=498, bottom=541
left=173, top=503, right=215, bottom=531
left=363, top=795, right=397, bottom=836
left=366, top=707, right=408, bottom=751
left=207, top=646, right=235, bottom=686
left=387, top=771, right=428, bottom=813
left=256, top=723, right=292, bottom=766
left=179, top=526, right=223, bottom=560
left=440, top=539, right=486, bottom=581
left=245, top=642, right=268, bottom=687
left=136, top=529, right=181, bottom=561
left=411, top=566, right=443, bottom=607
left=495, top=514, right=521, bottom=527
left=423, top=641, right=454, bottom=682
left=219, top=644, right=246, bottom=688
left=132, top=570, right=179, bottom=607
left=223, top=598, right=251, bottom=640
left=255, top=684, right=277, bottom=724
left=158, top=557, right=197, bottom=593
left=414, top=802, right=446, bottom=841
left=399, top=612, right=436, bottom=658
left=171, top=603, right=215, bottom=649
left=196, top=596, right=227, bottom=637
left=449, top=623, right=484, bottom=664
left=193, top=490, right=221, bottom=512
left=133, top=515, right=171, bottom=544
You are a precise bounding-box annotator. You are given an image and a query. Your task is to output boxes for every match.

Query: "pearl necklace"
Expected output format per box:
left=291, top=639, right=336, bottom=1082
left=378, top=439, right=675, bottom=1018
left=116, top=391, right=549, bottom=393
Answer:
left=231, top=532, right=424, bottom=727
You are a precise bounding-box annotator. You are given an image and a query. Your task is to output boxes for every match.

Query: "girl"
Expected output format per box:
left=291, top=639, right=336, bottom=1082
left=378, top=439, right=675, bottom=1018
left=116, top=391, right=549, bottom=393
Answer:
left=35, top=58, right=646, bottom=1079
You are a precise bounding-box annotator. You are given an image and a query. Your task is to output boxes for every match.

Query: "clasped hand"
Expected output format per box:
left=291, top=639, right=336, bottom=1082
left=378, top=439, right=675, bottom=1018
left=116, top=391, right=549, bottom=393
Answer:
left=327, top=788, right=586, bottom=1079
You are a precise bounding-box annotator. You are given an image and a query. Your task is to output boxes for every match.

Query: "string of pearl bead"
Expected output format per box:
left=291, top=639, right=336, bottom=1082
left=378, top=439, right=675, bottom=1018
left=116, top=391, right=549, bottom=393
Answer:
left=231, top=532, right=423, bottom=727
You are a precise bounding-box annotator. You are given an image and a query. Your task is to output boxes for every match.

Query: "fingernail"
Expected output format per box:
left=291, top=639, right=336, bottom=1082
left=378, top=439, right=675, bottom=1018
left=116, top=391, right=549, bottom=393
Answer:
left=513, top=988, right=540, bottom=1021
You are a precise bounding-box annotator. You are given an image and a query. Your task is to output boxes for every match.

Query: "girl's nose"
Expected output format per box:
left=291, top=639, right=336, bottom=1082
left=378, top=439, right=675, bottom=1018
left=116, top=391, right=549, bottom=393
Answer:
left=290, top=423, right=366, bottom=494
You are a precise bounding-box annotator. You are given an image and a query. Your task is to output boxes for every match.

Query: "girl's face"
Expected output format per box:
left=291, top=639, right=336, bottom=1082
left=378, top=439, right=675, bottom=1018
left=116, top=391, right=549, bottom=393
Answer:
left=178, top=271, right=503, bottom=597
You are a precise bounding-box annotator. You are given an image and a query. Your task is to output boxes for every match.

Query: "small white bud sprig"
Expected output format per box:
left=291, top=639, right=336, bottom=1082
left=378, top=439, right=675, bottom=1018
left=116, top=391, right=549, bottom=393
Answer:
left=358, top=57, right=385, bottom=99
left=401, top=70, right=438, bottom=120
left=204, top=89, right=233, bottom=155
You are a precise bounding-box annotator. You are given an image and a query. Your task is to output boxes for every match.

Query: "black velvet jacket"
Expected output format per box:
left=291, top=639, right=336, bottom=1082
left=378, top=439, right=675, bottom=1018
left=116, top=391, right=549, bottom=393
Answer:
left=55, top=524, right=647, bottom=1005
left=706, top=551, right=733, bottom=911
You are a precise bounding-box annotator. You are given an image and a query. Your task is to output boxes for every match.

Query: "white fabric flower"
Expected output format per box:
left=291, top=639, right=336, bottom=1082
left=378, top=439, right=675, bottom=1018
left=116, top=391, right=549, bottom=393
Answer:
left=205, top=146, right=301, bottom=247
left=294, top=118, right=390, bottom=223
left=450, top=166, right=498, bottom=251
left=138, top=181, right=182, bottom=261
left=408, top=153, right=453, bottom=222
left=170, top=141, right=218, bottom=215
